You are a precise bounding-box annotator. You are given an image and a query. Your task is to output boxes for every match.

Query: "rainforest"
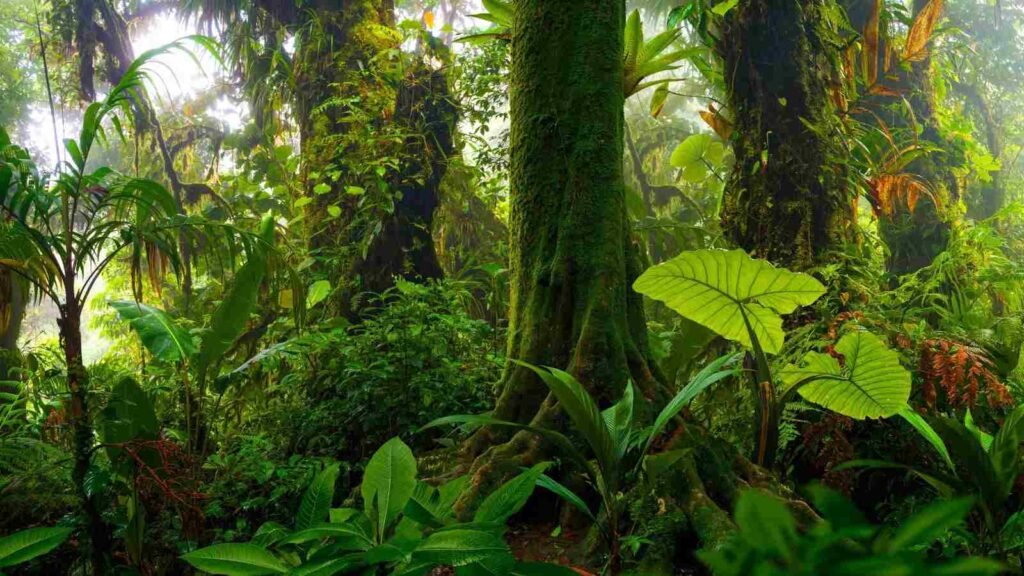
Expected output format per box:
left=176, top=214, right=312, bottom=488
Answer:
left=2, top=0, right=1024, bottom=574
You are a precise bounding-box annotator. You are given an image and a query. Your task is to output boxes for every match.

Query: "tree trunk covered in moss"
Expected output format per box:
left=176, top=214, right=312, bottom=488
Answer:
left=294, top=1, right=398, bottom=301
left=954, top=81, right=1003, bottom=220
left=845, top=0, right=957, bottom=275
left=357, top=64, right=455, bottom=294
left=0, top=271, right=25, bottom=427
left=719, top=0, right=853, bottom=269
left=458, top=0, right=662, bottom=510
left=295, top=4, right=452, bottom=311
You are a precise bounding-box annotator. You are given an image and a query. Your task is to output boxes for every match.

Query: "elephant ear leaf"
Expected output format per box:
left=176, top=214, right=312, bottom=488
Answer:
left=196, top=215, right=275, bottom=378
left=781, top=331, right=910, bottom=419
left=633, top=249, right=825, bottom=354
left=109, top=300, right=195, bottom=362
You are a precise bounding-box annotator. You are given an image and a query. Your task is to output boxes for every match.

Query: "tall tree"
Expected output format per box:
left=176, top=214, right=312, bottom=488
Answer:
left=185, top=0, right=455, bottom=313
left=718, top=0, right=854, bottom=269
left=845, top=0, right=958, bottom=274
left=459, top=0, right=662, bottom=507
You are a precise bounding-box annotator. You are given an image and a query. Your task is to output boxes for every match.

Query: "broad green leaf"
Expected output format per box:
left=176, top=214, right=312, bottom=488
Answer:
left=362, top=437, right=417, bottom=540
left=900, top=407, right=954, bottom=471
left=670, top=134, right=712, bottom=170
left=804, top=484, right=871, bottom=537
left=412, top=529, right=510, bottom=567
left=989, top=405, right=1024, bottom=495
left=306, top=280, right=332, bottom=309
left=712, top=0, right=740, bottom=16
left=0, top=527, right=73, bottom=568
left=884, top=497, right=974, bottom=552
left=624, top=10, right=643, bottom=72
left=102, top=377, right=159, bottom=475
left=536, top=474, right=594, bottom=521
left=650, top=83, right=669, bottom=117
left=329, top=508, right=362, bottom=524
left=288, top=556, right=362, bottom=576
left=474, top=463, right=549, bottom=523
left=734, top=490, right=797, bottom=559
left=633, top=249, right=825, bottom=353
left=109, top=300, right=196, bottom=361
left=515, top=363, right=616, bottom=488
left=602, top=381, right=635, bottom=461
left=964, top=409, right=994, bottom=451
left=280, top=522, right=374, bottom=550
left=297, top=463, right=340, bottom=530
left=641, top=352, right=741, bottom=457
left=181, top=544, right=288, bottom=575
left=196, top=214, right=274, bottom=378
left=781, top=332, right=910, bottom=419
left=481, top=0, right=512, bottom=26
left=406, top=481, right=445, bottom=527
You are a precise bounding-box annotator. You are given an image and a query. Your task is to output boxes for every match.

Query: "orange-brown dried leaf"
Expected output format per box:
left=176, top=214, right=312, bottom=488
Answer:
left=903, top=0, right=944, bottom=62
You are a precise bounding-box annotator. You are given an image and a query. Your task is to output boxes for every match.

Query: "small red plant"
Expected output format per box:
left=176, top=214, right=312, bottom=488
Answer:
left=116, top=437, right=206, bottom=538
left=919, top=338, right=1013, bottom=410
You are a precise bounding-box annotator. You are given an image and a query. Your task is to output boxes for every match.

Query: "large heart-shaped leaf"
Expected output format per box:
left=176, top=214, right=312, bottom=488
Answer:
left=181, top=544, right=288, bottom=575
left=781, top=331, right=911, bottom=419
left=361, top=437, right=417, bottom=540
left=109, top=300, right=196, bottom=362
left=0, top=527, right=73, bottom=568
left=633, top=249, right=825, bottom=354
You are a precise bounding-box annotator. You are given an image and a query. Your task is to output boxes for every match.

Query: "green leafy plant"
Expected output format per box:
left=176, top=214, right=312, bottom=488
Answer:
left=701, top=487, right=1001, bottom=575
left=623, top=9, right=693, bottom=97
left=634, top=249, right=912, bottom=466
left=0, top=526, right=73, bottom=571
left=842, top=406, right=1024, bottom=557
left=0, top=38, right=230, bottom=571
left=427, top=353, right=740, bottom=571
left=108, top=213, right=287, bottom=454
left=183, top=437, right=569, bottom=575
left=463, top=5, right=691, bottom=99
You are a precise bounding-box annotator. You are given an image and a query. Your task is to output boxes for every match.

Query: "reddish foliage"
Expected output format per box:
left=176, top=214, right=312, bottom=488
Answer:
left=801, top=414, right=856, bottom=495
left=117, top=437, right=205, bottom=538
left=919, top=339, right=1013, bottom=410
left=826, top=312, right=865, bottom=341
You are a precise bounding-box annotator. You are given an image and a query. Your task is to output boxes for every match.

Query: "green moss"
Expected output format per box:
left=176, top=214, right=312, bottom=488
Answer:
left=718, top=0, right=853, bottom=269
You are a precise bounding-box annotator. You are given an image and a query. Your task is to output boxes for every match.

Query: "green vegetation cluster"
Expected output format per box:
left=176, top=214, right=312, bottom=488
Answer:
left=4, top=0, right=1024, bottom=575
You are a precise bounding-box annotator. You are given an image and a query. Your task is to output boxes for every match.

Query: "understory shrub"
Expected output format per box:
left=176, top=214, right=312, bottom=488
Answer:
left=291, top=280, right=501, bottom=460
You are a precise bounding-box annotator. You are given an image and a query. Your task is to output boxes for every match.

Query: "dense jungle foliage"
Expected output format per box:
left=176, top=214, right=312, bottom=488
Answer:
left=6, top=0, right=1024, bottom=574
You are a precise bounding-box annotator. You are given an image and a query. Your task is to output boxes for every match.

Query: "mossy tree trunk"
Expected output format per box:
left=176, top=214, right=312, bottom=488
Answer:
left=718, top=0, right=854, bottom=269
left=458, top=0, right=662, bottom=511
left=0, top=271, right=25, bottom=426
left=295, top=3, right=452, bottom=311
left=845, top=0, right=957, bottom=275
left=356, top=65, right=455, bottom=294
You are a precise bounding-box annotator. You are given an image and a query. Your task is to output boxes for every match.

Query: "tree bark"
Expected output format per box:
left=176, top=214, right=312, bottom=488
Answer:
left=845, top=0, right=957, bottom=274
left=60, top=299, right=110, bottom=574
left=457, top=0, right=662, bottom=512
left=0, top=271, right=25, bottom=427
left=954, top=80, right=1003, bottom=219
left=718, top=0, right=854, bottom=269
left=355, top=64, right=455, bottom=295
